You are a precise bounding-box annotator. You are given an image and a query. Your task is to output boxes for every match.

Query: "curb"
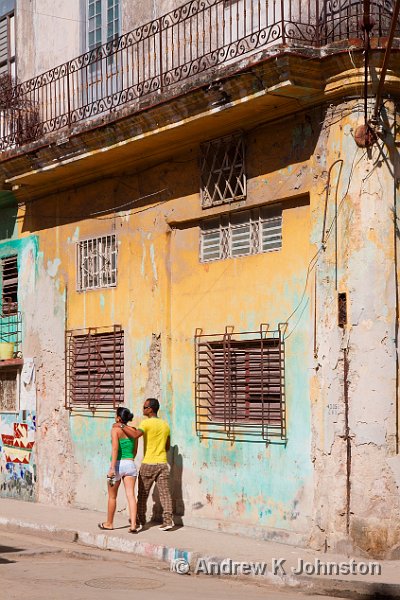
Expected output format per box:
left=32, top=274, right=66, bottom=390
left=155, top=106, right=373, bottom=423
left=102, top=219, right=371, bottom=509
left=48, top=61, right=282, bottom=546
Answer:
left=1, top=517, right=400, bottom=599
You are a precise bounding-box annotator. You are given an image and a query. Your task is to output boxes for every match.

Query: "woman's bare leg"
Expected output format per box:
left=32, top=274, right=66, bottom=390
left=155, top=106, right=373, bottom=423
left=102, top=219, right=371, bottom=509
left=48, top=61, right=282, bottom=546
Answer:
left=104, top=479, right=120, bottom=528
left=123, top=476, right=137, bottom=530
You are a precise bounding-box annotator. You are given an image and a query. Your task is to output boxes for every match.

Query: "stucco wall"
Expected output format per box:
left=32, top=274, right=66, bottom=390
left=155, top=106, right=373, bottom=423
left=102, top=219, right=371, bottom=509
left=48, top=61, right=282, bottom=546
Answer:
left=6, top=99, right=400, bottom=555
left=0, top=236, right=37, bottom=500
left=309, top=100, right=400, bottom=558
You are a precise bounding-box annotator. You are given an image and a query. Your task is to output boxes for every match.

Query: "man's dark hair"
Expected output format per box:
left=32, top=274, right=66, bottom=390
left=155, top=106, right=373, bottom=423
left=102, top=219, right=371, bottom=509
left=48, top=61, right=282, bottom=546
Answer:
left=147, top=398, right=160, bottom=414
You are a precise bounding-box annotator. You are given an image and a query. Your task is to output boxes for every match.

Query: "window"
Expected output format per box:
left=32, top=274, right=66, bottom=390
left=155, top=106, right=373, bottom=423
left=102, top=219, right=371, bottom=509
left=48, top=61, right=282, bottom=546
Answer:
left=195, top=325, right=286, bottom=442
left=0, top=11, right=15, bottom=78
left=77, top=234, right=117, bottom=291
left=88, top=0, right=120, bottom=50
left=200, top=206, right=282, bottom=262
left=66, top=326, right=124, bottom=410
left=200, top=132, right=246, bottom=208
left=1, top=255, right=18, bottom=315
left=0, top=368, right=19, bottom=412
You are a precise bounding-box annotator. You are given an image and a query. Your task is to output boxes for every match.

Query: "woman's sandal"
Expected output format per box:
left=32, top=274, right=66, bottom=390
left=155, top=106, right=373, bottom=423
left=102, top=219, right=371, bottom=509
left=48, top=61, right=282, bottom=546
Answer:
left=98, top=523, right=113, bottom=530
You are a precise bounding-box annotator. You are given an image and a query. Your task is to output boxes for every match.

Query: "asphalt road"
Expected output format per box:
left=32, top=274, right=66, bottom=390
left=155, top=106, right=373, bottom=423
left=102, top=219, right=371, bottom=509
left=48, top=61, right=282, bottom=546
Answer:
left=0, top=529, right=348, bottom=600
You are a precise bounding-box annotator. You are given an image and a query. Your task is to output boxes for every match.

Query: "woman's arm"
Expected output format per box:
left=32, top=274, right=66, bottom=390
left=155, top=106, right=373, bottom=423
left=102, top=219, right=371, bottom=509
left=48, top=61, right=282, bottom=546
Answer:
left=109, top=428, right=119, bottom=476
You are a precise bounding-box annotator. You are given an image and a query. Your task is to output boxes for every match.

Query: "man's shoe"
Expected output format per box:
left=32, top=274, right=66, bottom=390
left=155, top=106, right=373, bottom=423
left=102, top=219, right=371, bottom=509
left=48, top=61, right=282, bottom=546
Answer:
left=158, top=523, right=173, bottom=531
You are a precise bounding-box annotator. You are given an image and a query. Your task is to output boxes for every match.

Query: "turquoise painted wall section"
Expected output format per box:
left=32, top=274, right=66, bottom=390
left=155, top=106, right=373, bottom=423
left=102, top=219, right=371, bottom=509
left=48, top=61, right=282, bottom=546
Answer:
left=170, top=325, right=312, bottom=533
left=0, top=235, right=39, bottom=501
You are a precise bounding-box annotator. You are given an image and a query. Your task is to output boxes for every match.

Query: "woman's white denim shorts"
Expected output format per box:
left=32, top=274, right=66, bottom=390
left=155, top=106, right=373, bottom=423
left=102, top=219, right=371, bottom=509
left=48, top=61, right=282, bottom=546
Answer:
left=113, top=459, right=137, bottom=481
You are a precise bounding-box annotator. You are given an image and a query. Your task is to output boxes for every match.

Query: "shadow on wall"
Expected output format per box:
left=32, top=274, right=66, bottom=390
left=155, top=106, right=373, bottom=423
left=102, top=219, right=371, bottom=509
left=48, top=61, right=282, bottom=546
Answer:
left=21, top=108, right=323, bottom=234
left=0, top=193, right=17, bottom=241
left=150, top=444, right=184, bottom=525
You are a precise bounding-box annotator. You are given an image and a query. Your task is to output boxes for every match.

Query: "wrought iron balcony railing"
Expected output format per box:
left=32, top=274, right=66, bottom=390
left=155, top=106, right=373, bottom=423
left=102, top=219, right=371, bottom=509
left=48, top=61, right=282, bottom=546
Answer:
left=0, top=0, right=397, bottom=153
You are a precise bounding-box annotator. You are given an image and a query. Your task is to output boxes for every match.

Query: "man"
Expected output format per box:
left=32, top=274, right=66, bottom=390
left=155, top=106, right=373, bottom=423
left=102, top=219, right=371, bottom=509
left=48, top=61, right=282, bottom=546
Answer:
left=122, top=398, right=173, bottom=531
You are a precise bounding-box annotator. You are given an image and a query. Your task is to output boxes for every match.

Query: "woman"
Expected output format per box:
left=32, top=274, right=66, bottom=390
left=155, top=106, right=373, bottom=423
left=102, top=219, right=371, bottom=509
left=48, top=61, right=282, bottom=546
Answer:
left=98, top=407, right=141, bottom=533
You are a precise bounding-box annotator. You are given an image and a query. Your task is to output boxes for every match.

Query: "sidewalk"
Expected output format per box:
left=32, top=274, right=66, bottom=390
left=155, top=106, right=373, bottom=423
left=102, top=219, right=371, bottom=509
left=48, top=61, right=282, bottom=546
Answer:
left=0, top=497, right=399, bottom=598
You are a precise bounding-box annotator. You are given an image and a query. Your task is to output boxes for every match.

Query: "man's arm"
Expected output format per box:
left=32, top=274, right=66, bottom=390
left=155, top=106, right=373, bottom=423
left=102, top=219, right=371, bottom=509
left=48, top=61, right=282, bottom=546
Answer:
left=113, top=423, right=143, bottom=439
left=165, top=435, right=170, bottom=452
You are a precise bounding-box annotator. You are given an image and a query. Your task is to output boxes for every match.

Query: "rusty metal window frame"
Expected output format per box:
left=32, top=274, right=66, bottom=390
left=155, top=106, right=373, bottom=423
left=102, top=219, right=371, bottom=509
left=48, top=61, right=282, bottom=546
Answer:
left=200, top=205, right=282, bottom=262
left=200, top=132, right=246, bottom=208
left=65, top=325, right=124, bottom=412
left=76, top=234, right=118, bottom=291
left=0, top=255, right=22, bottom=357
left=195, top=324, right=287, bottom=443
left=1, top=254, right=18, bottom=315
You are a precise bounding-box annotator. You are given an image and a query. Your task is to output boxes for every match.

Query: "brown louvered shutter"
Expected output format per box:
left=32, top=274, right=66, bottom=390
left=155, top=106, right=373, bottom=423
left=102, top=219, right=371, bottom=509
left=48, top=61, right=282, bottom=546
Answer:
left=195, top=327, right=285, bottom=442
left=66, top=327, right=124, bottom=410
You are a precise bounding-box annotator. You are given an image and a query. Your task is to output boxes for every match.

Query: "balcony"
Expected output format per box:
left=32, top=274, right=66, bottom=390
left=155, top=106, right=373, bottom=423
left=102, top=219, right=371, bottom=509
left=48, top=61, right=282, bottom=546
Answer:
left=0, top=0, right=398, bottom=156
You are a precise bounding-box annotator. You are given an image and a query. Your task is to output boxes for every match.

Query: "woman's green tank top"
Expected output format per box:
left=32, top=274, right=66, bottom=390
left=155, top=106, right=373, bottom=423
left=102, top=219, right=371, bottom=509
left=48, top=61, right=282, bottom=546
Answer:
left=116, top=437, right=135, bottom=460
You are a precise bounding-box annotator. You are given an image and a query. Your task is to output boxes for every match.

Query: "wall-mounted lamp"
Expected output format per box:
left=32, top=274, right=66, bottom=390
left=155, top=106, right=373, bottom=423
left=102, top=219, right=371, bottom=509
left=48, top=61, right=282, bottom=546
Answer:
left=206, top=81, right=231, bottom=108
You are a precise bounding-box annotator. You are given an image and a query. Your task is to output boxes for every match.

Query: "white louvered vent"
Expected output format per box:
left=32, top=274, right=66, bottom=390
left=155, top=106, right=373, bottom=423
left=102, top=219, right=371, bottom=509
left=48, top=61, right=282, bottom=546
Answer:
left=201, top=207, right=282, bottom=263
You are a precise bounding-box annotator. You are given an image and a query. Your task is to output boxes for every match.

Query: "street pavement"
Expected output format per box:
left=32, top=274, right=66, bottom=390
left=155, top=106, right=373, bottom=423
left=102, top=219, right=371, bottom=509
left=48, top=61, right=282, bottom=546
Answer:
left=0, top=529, right=351, bottom=600
left=0, top=497, right=399, bottom=598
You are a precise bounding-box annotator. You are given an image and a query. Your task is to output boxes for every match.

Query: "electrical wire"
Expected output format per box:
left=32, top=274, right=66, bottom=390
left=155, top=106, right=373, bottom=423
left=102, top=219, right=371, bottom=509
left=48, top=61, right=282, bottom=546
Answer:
left=16, top=188, right=169, bottom=222
left=284, top=148, right=362, bottom=337
left=16, top=8, right=86, bottom=24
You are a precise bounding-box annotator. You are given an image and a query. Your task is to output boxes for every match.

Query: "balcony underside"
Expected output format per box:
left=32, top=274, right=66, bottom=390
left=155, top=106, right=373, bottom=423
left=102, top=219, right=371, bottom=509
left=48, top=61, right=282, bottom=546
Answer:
left=1, top=47, right=400, bottom=203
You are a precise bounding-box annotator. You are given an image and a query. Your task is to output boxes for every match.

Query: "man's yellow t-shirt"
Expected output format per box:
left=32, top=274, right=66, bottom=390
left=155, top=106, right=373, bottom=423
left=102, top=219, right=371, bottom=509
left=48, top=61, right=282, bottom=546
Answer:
left=139, top=417, right=170, bottom=464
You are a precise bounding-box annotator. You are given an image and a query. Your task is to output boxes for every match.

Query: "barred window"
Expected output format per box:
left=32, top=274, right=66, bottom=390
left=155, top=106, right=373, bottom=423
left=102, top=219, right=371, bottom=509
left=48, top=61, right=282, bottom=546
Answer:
left=66, top=326, right=124, bottom=411
left=77, top=234, right=117, bottom=291
left=195, top=326, right=286, bottom=442
left=200, top=207, right=282, bottom=262
left=200, top=132, right=246, bottom=208
left=1, top=255, right=18, bottom=315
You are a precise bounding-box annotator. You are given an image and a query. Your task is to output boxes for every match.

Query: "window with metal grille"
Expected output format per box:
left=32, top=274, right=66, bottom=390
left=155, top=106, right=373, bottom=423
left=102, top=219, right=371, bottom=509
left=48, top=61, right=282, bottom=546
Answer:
left=0, top=11, right=15, bottom=78
left=200, top=206, right=282, bottom=262
left=200, top=132, right=246, bottom=208
left=77, top=234, right=117, bottom=291
left=65, top=326, right=124, bottom=411
left=1, top=255, right=18, bottom=315
left=0, top=368, right=19, bottom=412
left=195, top=325, right=286, bottom=442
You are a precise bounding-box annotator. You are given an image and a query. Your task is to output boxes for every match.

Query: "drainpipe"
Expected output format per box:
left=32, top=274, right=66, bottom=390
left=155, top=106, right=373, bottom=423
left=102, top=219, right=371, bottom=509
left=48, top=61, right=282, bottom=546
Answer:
left=343, top=344, right=351, bottom=534
left=362, top=0, right=373, bottom=127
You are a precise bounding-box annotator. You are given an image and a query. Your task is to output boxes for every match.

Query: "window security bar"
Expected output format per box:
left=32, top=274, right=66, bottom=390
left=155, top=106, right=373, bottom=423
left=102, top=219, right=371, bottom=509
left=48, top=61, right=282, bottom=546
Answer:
left=195, top=323, right=287, bottom=443
left=65, top=325, right=124, bottom=411
left=76, top=234, right=117, bottom=291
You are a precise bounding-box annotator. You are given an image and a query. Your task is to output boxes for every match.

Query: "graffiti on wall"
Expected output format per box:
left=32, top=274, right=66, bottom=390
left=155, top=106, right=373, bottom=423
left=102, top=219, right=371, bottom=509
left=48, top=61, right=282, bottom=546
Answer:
left=0, top=412, right=36, bottom=500
left=1, top=423, right=35, bottom=463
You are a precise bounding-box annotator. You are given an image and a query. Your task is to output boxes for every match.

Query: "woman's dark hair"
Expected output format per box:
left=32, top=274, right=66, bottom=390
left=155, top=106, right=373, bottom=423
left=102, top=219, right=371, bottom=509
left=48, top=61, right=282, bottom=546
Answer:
left=117, top=407, right=134, bottom=424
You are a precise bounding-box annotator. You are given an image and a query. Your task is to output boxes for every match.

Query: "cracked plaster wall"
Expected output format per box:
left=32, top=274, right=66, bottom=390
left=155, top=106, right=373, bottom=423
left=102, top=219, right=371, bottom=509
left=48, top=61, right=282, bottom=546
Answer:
left=310, top=100, right=400, bottom=558
left=7, top=99, right=400, bottom=554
